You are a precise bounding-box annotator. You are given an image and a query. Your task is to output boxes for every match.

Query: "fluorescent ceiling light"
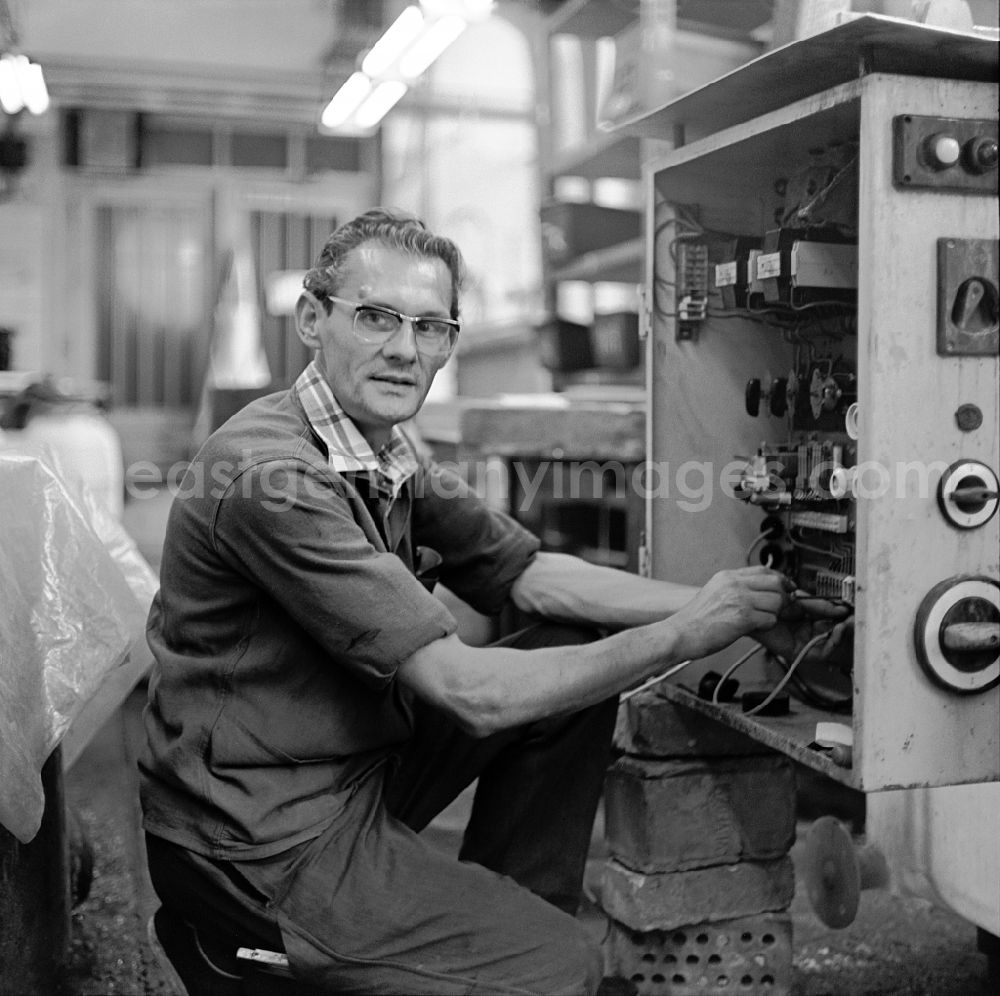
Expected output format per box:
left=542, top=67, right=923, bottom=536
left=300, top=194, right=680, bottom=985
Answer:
left=321, top=71, right=373, bottom=128
left=319, top=0, right=487, bottom=133
left=361, top=5, right=424, bottom=78
left=0, top=52, right=50, bottom=116
left=19, top=61, right=49, bottom=115
left=354, top=79, right=408, bottom=130
left=398, top=14, right=466, bottom=79
left=0, top=55, right=22, bottom=114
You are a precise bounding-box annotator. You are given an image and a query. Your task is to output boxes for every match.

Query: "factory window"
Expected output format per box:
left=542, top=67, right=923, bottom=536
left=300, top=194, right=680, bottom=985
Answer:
left=61, top=111, right=367, bottom=176
left=142, top=124, right=214, bottom=167
left=230, top=131, right=288, bottom=169
left=305, top=135, right=362, bottom=174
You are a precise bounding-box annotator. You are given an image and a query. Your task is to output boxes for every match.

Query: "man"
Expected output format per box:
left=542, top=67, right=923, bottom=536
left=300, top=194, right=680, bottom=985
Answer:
left=142, top=208, right=843, bottom=995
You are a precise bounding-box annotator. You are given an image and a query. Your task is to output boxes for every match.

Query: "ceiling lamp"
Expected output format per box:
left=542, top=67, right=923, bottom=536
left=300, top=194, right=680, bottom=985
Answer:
left=320, top=0, right=493, bottom=134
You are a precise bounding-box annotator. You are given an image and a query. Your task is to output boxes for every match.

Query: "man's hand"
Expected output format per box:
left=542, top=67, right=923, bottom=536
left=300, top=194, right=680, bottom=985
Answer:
left=668, top=566, right=791, bottom=661
left=754, top=586, right=853, bottom=663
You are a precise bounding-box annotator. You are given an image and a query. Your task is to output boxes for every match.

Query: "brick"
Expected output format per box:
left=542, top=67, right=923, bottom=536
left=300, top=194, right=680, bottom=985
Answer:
left=615, top=691, right=768, bottom=758
left=599, top=857, right=795, bottom=932
left=604, top=755, right=796, bottom=873
left=604, top=912, right=793, bottom=996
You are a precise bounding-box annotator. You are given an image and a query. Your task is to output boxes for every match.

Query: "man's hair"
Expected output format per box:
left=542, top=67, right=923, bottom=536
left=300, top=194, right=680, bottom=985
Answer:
left=303, top=207, right=466, bottom=319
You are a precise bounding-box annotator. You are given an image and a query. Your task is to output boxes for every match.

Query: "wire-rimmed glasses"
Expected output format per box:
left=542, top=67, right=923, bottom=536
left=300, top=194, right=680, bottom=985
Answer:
left=324, top=294, right=460, bottom=356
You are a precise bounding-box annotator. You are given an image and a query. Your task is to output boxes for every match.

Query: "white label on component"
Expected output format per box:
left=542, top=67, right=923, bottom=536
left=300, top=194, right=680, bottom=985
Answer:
left=715, top=261, right=738, bottom=287
left=756, top=252, right=782, bottom=279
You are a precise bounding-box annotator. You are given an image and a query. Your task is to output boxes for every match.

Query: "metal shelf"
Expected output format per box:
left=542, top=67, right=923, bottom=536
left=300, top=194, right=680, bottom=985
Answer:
left=653, top=683, right=857, bottom=788
left=611, top=14, right=1000, bottom=141
left=551, top=133, right=643, bottom=181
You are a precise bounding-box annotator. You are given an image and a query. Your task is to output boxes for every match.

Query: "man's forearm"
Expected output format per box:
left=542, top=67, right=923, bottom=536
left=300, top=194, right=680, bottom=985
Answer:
left=405, top=565, right=790, bottom=737
left=400, top=620, right=690, bottom=737
left=511, top=551, right=699, bottom=630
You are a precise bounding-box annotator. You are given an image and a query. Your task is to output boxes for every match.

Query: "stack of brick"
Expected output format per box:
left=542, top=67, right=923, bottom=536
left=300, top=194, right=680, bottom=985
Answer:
left=599, top=689, right=797, bottom=995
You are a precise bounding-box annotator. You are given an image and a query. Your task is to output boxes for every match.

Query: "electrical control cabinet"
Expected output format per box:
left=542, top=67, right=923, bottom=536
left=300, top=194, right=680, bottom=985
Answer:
left=637, top=17, right=998, bottom=792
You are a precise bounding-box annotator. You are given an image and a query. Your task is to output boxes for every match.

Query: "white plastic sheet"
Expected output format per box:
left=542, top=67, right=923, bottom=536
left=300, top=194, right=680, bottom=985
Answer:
left=0, top=449, right=155, bottom=842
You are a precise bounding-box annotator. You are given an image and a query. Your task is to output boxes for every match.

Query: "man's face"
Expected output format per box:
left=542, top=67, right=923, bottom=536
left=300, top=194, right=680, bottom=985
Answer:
left=297, top=242, right=455, bottom=449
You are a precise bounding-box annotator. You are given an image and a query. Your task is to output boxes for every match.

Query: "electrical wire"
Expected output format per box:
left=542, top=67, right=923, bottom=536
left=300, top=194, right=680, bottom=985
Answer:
left=743, top=631, right=831, bottom=717
left=745, top=531, right=771, bottom=566
left=781, top=151, right=859, bottom=229
left=654, top=216, right=702, bottom=239
left=711, top=643, right=764, bottom=704
left=788, top=533, right=836, bottom=557
left=620, top=658, right=693, bottom=702
left=785, top=668, right=853, bottom=712
left=652, top=218, right=702, bottom=320
left=789, top=298, right=858, bottom=312
left=706, top=308, right=798, bottom=329
left=621, top=615, right=850, bottom=711
left=667, top=231, right=707, bottom=262
left=773, top=599, right=854, bottom=711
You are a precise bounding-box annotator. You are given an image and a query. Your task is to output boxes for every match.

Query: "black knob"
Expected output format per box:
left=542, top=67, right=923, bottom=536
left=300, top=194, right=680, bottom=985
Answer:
left=698, top=670, right=739, bottom=702
left=964, top=135, right=999, bottom=174
left=745, top=378, right=761, bottom=417
left=955, top=403, right=983, bottom=432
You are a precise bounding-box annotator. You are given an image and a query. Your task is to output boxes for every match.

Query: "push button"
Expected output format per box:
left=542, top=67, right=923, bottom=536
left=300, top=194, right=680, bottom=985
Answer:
left=922, top=132, right=961, bottom=169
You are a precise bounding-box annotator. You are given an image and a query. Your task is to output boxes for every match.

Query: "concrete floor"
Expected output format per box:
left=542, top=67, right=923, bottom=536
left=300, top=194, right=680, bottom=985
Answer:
left=55, top=490, right=995, bottom=995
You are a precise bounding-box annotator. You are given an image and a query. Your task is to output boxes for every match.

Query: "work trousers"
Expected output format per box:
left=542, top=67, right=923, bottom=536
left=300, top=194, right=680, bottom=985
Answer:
left=146, top=622, right=619, bottom=995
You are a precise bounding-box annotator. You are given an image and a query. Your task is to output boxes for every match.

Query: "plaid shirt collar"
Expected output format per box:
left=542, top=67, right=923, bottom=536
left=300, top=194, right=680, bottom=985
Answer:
left=293, top=360, right=418, bottom=501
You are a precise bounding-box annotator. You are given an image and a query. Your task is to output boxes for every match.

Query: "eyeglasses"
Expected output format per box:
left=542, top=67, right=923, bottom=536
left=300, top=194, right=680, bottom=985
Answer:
left=324, top=294, right=460, bottom=356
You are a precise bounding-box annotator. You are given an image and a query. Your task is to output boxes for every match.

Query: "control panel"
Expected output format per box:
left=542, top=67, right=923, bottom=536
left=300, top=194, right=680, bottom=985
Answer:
left=646, top=67, right=998, bottom=790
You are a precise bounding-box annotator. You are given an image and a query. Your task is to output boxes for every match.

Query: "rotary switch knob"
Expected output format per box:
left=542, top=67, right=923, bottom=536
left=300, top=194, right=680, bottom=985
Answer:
left=937, top=460, right=999, bottom=530
left=914, top=576, right=1000, bottom=694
